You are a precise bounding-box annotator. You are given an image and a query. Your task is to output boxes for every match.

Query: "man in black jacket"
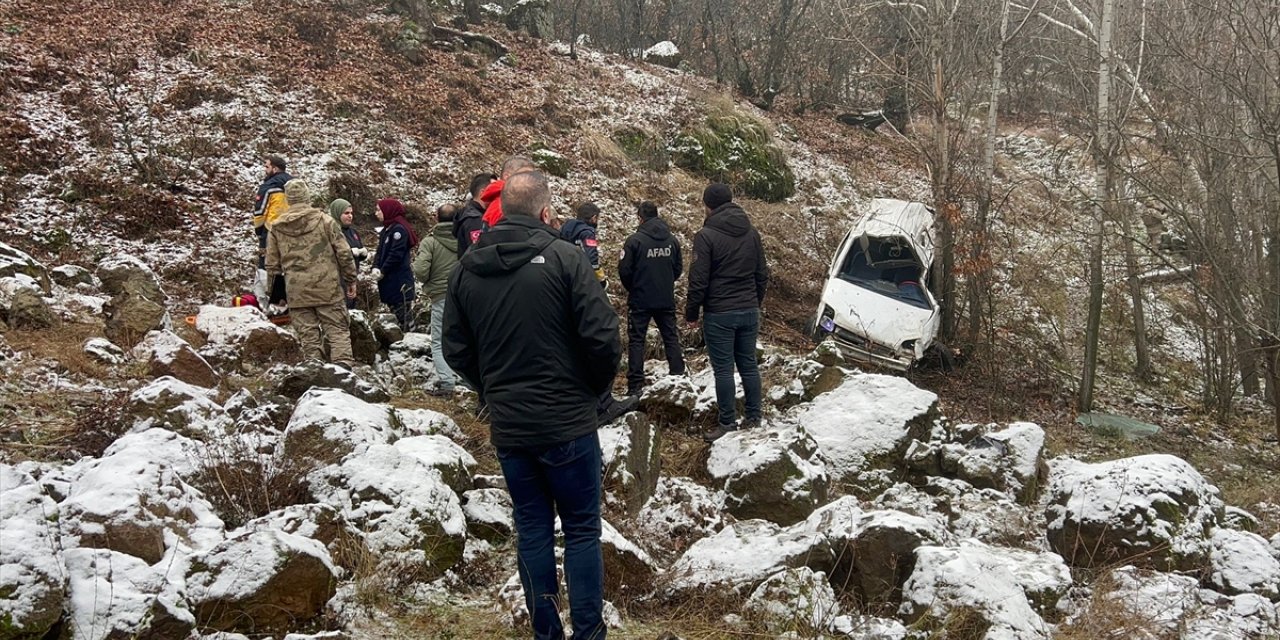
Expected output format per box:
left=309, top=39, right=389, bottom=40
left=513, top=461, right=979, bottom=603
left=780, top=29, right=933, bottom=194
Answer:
left=686, top=183, right=770, bottom=442
left=443, top=171, right=619, bottom=640
left=619, top=201, right=685, bottom=395
left=453, top=171, right=496, bottom=258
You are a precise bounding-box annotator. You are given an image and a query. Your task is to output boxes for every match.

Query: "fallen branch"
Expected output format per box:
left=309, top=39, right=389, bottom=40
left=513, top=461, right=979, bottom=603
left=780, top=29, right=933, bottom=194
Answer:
left=432, top=24, right=509, bottom=57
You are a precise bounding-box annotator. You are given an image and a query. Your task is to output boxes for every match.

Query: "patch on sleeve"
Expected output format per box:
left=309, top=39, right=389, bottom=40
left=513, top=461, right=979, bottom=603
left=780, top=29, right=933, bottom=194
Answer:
left=584, top=238, right=598, bottom=247
left=619, top=249, right=626, bottom=260
left=394, top=231, right=403, bottom=240
left=531, top=255, right=546, bottom=264
left=470, top=230, right=483, bottom=243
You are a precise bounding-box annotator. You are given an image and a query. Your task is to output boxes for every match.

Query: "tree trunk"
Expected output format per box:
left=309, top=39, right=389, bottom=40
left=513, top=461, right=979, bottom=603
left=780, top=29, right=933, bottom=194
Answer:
left=1123, top=216, right=1152, bottom=381
left=1080, top=0, right=1115, bottom=413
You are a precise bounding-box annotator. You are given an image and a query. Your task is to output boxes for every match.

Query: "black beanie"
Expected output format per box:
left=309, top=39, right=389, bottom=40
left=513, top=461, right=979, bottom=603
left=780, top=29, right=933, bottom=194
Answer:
left=703, top=183, right=732, bottom=209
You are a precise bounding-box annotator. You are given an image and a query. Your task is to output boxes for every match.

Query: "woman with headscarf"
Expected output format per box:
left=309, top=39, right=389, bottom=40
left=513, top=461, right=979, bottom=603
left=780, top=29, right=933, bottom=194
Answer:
left=372, top=198, right=419, bottom=331
left=329, top=198, right=367, bottom=309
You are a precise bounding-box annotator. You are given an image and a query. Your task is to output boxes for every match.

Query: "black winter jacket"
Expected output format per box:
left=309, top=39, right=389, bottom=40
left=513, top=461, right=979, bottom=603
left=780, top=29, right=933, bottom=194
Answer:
left=619, top=217, right=683, bottom=311
left=560, top=218, right=601, bottom=272
left=685, top=202, right=769, bottom=321
left=443, top=215, right=622, bottom=448
left=454, top=199, right=486, bottom=258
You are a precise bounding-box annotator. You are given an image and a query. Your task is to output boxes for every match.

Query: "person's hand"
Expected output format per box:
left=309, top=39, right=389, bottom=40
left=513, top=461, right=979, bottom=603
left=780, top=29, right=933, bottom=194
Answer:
left=685, top=319, right=700, bottom=330
left=345, top=283, right=357, bottom=299
left=372, top=268, right=384, bottom=281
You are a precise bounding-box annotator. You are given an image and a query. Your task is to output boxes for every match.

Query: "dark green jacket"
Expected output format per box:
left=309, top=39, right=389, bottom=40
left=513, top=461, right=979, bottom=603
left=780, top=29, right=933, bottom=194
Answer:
left=413, top=222, right=459, bottom=301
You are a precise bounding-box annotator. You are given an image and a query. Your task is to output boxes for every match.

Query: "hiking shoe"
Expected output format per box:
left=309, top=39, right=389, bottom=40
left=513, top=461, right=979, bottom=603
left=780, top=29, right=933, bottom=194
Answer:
left=626, top=386, right=644, bottom=398
left=702, top=422, right=737, bottom=443
left=598, top=395, right=639, bottom=425
left=426, top=387, right=455, bottom=398
left=740, top=417, right=761, bottom=430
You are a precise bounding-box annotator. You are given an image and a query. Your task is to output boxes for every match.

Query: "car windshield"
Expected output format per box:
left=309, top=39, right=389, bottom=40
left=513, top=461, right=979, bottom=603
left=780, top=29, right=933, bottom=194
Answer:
left=837, top=237, right=933, bottom=310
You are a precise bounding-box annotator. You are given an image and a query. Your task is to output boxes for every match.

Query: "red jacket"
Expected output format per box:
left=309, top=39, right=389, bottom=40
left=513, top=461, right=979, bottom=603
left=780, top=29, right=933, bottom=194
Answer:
left=481, top=180, right=504, bottom=227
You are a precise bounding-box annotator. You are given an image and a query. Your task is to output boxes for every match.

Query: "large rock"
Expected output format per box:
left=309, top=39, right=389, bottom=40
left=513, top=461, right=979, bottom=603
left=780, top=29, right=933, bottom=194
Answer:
left=800, top=499, right=949, bottom=609
left=790, top=374, right=938, bottom=494
left=1091, top=566, right=1280, bottom=638
left=765, top=356, right=847, bottom=411
left=641, top=41, right=682, bottom=69
left=126, top=376, right=230, bottom=440
left=398, top=407, right=464, bottom=439
left=0, top=465, right=65, bottom=639
left=601, top=520, right=660, bottom=600
left=462, top=488, right=514, bottom=544
left=84, top=337, right=127, bottom=365
left=308, top=444, right=466, bottom=582
left=0, top=242, right=49, bottom=291
left=60, top=439, right=224, bottom=564
left=743, top=567, right=840, bottom=634
left=62, top=547, right=196, bottom=640
left=242, top=503, right=358, bottom=571
left=707, top=421, right=829, bottom=526
left=393, top=435, right=477, bottom=495
left=632, top=477, right=726, bottom=561
left=911, top=422, right=1048, bottom=503
left=600, top=411, right=662, bottom=517
left=666, top=519, right=833, bottom=596
left=899, top=542, right=1063, bottom=639
left=98, top=254, right=169, bottom=347
left=187, top=529, right=338, bottom=632
left=280, top=388, right=398, bottom=466
left=1208, top=528, right=1280, bottom=600
left=347, top=309, right=378, bottom=365
left=875, top=478, right=1032, bottom=547
left=504, top=0, right=554, bottom=39
left=195, top=305, right=301, bottom=373
left=269, top=361, right=390, bottom=403
left=1045, top=454, right=1222, bottom=571
left=131, top=329, right=221, bottom=387
left=1, top=275, right=59, bottom=329
left=50, top=263, right=93, bottom=288
left=372, top=313, right=405, bottom=348
left=638, top=374, right=699, bottom=424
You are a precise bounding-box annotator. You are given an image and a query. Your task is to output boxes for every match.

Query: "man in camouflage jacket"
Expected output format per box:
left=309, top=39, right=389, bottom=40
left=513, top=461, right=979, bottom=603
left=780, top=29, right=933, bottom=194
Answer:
left=266, top=178, right=359, bottom=367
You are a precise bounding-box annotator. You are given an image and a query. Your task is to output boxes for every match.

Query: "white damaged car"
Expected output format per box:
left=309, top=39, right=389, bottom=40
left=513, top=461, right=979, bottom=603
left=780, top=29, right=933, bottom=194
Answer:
left=811, top=198, right=940, bottom=371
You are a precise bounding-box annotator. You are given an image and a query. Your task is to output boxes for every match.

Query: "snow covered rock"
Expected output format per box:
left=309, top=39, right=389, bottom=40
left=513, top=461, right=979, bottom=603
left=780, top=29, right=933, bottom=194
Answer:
left=642, top=40, right=682, bottom=68
left=102, top=427, right=207, bottom=480
left=462, top=488, right=513, bottom=543
left=84, top=336, right=127, bottom=365
left=0, top=241, right=49, bottom=291
left=195, top=305, right=301, bottom=373
left=393, top=435, right=478, bottom=495
left=98, top=254, right=169, bottom=348
left=1091, top=565, right=1280, bottom=638
left=62, top=547, right=195, bottom=640
left=242, top=503, right=357, bottom=571
left=1224, top=505, right=1261, bottom=533
left=801, top=499, right=949, bottom=608
left=667, top=519, right=832, bottom=596
left=638, top=374, right=700, bottom=424
left=281, top=388, right=397, bottom=466
left=505, top=0, right=554, bottom=39
left=707, top=421, right=829, bottom=526
left=912, top=422, right=1047, bottom=503
left=131, top=329, right=221, bottom=388
left=398, top=407, right=463, bottom=439
left=766, top=357, right=846, bottom=411
left=1208, top=528, right=1280, bottom=600
left=347, top=309, right=378, bottom=365
left=308, top=444, right=466, bottom=581
left=1046, top=454, right=1222, bottom=571
left=601, top=411, right=662, bottom=517
left=0, top=465, right=65, bottom=639
left=900, top=542, right=1061, bottom=639
left=187, top=529, right=338, bottom=632
left=875, top=478, right=1033, bottom=547
left=743, top=567, right=840, bottom=634
left=60, top=439, right=224, bottom=564
left=602, top=519, right=660, bottom=599
left=531, top=147, right=570, bottom=178
left=829, top=615, right=908, bottom=639
left=50, top=263, right=93, bottom=287
left=372, top=313, right=405, bottom=348
left=269, top=361, right=390, bottom=403
left=790, top=374, right=938, bottom=493
left=1, top=275, right=59, bottom=329
left=126, top=375, right=230, bottom=440
left=632, top=476, right=726, bottom=560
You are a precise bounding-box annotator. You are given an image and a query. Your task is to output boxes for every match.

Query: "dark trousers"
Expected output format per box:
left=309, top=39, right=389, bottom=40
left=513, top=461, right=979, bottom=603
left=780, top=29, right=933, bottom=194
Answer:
left=389, top=300, right=415, bottom=332
left=704, top=309, right=762, bottom=427
left=496, top=431, right=606, bottom=640
left=626, top=309, right=684, bottom=390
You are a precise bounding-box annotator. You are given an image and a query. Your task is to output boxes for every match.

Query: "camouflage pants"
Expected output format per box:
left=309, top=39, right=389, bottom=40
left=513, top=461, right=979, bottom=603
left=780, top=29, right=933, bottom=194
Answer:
left=292, top=303, right=354, bottom=367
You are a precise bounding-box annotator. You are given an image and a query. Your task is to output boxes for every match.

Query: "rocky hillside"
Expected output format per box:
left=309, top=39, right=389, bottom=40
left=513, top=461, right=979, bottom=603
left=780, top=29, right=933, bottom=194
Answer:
left=4, top=0, right=1280, bottom=638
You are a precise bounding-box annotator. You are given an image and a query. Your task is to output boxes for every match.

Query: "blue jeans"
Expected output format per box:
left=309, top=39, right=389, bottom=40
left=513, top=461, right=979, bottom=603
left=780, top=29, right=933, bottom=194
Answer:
left=496, top=432, right=606, bottom=640
left=703, top=309, right=762, bottom=426
left=430, top=298, right=457, bottom=389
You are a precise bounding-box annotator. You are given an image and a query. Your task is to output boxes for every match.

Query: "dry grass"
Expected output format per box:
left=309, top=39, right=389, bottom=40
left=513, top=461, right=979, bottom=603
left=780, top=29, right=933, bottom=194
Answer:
left=187, top=437, right=313, bottom=529
left=5, top=323, right=115, bottom=379
left=580, top=130, right=630, bottom=178
left=391, top=391, right=499, bottom=474
left=1055, top=569, right=1173, bottom=640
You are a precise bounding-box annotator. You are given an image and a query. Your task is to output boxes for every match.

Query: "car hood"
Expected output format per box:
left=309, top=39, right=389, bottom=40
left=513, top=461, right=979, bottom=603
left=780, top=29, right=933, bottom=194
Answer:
left=824, top=278, right=937, bottom=353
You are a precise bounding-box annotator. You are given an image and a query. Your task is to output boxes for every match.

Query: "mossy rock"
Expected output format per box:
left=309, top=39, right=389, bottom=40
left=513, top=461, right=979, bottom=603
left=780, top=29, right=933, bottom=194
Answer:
left=531, top=147, right=570, bottom=178
left=613, top=126, right=671, bottom=171
left=669, top=114, right=795, bottom=202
